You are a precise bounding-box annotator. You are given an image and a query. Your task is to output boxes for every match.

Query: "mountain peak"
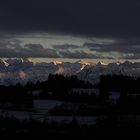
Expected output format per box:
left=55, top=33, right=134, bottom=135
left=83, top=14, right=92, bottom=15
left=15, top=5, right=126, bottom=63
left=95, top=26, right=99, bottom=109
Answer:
left=77, top=60, right=94, bottom=65
left=97, top=61, right=107, bottom=65
left=0, top=59, right=9, bottom=67
left=51, top=60, right=63, bottom=65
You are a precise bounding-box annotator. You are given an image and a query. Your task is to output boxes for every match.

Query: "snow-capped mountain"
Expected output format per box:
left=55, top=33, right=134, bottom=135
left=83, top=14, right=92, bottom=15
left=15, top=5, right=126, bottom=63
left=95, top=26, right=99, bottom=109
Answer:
left=0, top=59, right=9, bottom=67
left=0, top=58, right=92, bottom=85
left=77, top=62, right=107, bottom=84
left=0, top=58, right=139, bottom=85
left=78, top=61, right=140, bottom=84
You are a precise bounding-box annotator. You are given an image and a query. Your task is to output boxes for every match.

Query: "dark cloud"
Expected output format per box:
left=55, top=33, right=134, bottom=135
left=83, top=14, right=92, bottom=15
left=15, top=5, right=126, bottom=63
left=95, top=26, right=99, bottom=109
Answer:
left=59, top=50, right=96, bottom=59
left=0, top=40, right=139, bottom=59
left=22, top=44, right=59, bottom=57
left=53, top=39, right=140, bottom=59
left=53, top=39, right=140, bottom=55
left=0, top=31, right=140, bottom=59
left=53, top=44, right=81, bottom=50
left=122, top=53, right=140, bottom=59
left=0, top=0, right=140, bottom=60
left=0, top=42, right=59, bottom=58
left=83, top=39, right=140, bottom=54
left=0, top=0, right=140, bottom=38
left=0, top=41, right=98, bottom=58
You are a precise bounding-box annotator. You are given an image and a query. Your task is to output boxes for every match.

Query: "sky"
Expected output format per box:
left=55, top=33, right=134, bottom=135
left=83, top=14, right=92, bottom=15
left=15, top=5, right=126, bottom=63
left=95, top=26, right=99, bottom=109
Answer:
left=0, top=0, right=140, bottom=61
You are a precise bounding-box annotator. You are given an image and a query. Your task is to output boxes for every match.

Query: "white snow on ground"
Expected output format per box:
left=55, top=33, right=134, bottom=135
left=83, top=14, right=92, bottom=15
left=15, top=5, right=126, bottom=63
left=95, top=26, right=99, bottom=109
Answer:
left=0, top=100, right=103, bottom=125
left=33, top=100, right=64, bottom=112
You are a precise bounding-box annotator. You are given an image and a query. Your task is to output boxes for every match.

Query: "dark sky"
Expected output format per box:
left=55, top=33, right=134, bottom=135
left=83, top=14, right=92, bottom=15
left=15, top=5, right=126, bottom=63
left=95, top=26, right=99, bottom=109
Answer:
left=0, top=0, right=140, bottom=38
left=0, top=0, right=140, bottom=60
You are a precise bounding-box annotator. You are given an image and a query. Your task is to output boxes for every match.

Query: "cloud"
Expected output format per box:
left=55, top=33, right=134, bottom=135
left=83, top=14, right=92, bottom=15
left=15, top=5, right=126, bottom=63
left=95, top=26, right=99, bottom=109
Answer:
left=53, top=44, right=81, bottom=50
left=0, top=0, right=140, bottom=37
left=0, top=41, right=59, bottom=58
left=122, top=53, right=140, bottom=59
left=59, top=50, right=96, bottom=58
left=52, top=38, right=140, bottom=59
left=84, top=41, right=140, bottom=53
left=0, top=35, right=140, bottom=59
left=23, top=44, right=59, bottom=57
left=0, top=40, right=96, bottom=58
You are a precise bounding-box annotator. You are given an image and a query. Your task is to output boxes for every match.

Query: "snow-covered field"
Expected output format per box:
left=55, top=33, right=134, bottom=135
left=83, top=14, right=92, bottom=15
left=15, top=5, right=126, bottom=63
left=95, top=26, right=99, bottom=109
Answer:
left=33, top=100, right=64, bottom=113
left=0, top=109, right=98, bottom=125
left=0, top=100, right=64, bottom=119
left=0, top=99, right=101, bottom=125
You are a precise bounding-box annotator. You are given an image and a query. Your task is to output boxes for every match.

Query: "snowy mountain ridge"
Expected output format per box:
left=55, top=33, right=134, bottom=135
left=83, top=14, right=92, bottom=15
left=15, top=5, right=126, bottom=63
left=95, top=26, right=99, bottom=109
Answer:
left=0, top=58, right=139, bottom=85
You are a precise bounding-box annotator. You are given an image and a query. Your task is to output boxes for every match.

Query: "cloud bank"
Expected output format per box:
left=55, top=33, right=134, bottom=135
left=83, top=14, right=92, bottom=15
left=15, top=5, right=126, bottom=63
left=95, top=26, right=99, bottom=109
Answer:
left=0, top=34, right=140, bottom=59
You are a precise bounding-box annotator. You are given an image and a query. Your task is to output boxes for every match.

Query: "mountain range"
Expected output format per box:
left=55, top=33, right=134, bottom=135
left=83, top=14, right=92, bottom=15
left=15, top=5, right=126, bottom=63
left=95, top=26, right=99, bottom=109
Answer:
left=0, top=58, right=139, bottom=85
